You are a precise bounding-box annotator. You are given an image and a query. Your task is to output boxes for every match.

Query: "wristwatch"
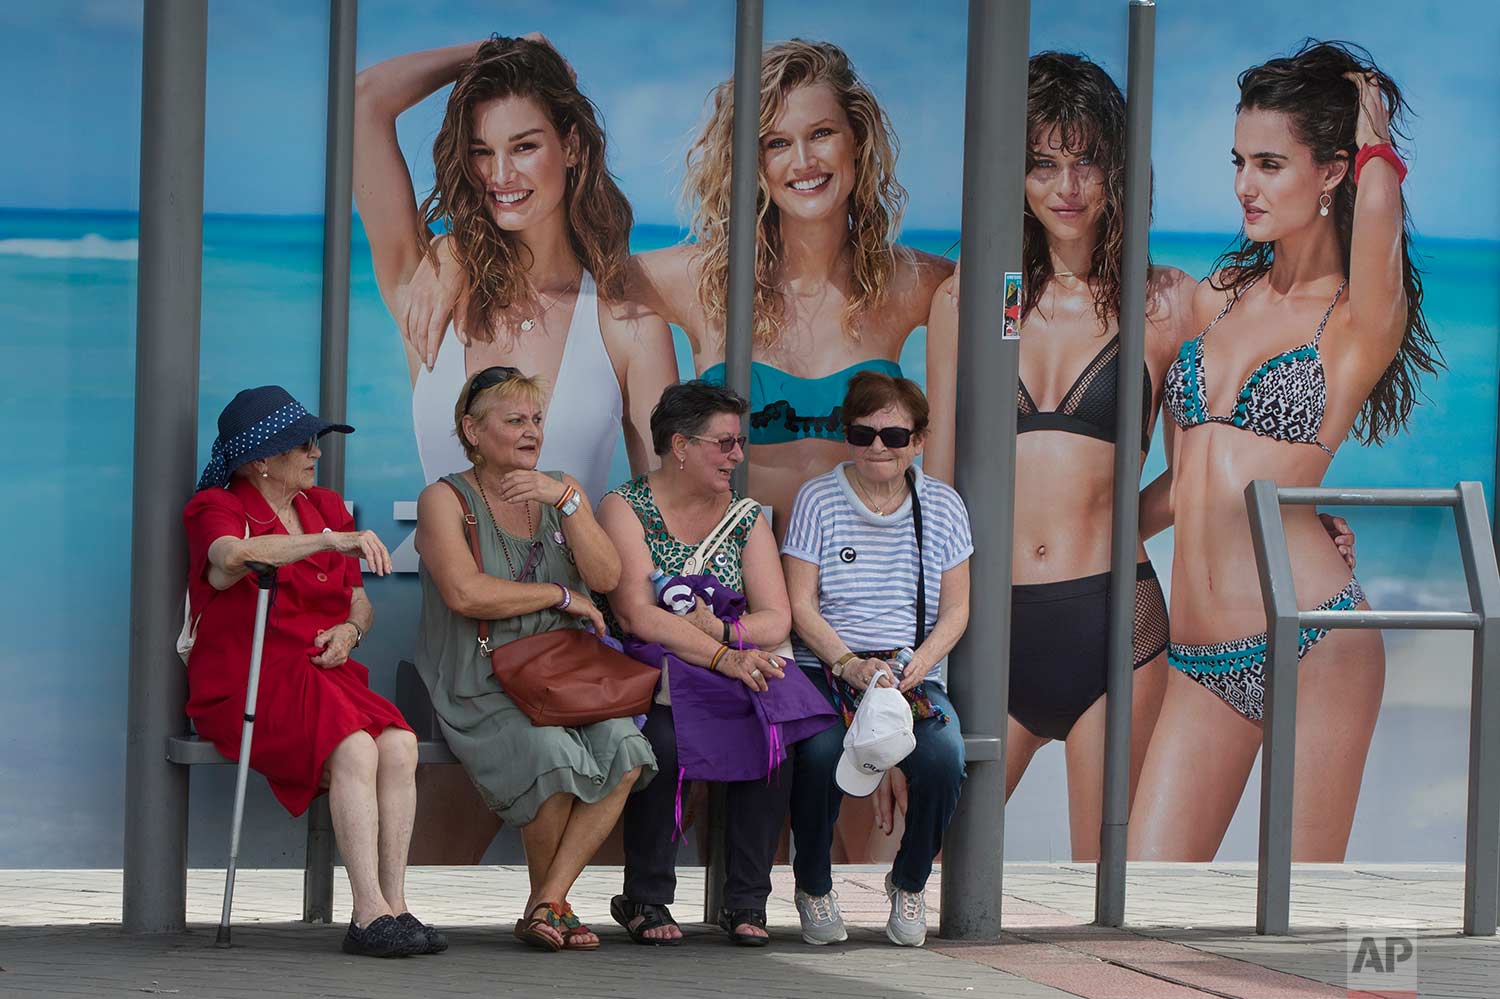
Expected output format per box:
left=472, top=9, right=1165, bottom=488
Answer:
left=831, top=651, right=857, bottom=678
left=558, top=489, right=582, bottom=517
left=345, top=621, right=363, bottom=648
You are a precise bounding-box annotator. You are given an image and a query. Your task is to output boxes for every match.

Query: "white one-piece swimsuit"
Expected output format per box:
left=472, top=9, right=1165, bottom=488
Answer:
left=410, top=270, right=623, bottom=501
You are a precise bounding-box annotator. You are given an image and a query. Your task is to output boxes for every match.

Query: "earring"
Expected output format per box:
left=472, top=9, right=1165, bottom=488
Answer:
left=677, top=454, right=685, bottom=470
left=1319, top=192, right=1332, bottom=217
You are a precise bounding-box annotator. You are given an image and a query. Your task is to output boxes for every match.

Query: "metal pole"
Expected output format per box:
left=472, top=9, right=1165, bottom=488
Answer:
left=940, top=0, right=1029, bottom=942
left=1096, top=0, right=1155, bottom=928
left=1455, top=481, right=1500, bottom=935
left=724, top=0, right=762, bottom=498
left=707, top=0, right=762, bottom=923
left=1247, top=479, right=1300, bottom=935
left=122, top=0, right=207, bottom=934
left=303, top=0, right=358, bottom=925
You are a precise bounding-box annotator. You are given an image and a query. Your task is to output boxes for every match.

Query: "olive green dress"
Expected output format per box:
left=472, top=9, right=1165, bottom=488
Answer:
left=416, top=472, right=657, bottom=825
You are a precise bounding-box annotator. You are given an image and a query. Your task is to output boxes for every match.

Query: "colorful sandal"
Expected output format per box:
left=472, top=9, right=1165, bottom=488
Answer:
left=610, top=895, right=682, bottom=947
left=514, top=902, right=566, bottom=952
left=558, top=903, right=601, bottom=951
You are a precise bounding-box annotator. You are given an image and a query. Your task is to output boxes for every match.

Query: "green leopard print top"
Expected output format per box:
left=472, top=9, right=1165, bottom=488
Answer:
left=601, top=474, right=761, bottom=637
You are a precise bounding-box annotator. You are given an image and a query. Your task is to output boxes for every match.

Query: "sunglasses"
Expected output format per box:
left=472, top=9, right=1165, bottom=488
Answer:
left=688, top=434, right=748, bottom=454
left=846, top=424, right=915, bottom=449
left=464, top=365, right=523, bottom=414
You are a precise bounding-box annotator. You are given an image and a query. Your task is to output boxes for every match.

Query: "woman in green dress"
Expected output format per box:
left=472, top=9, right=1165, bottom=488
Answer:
left=415, top=365, right=657, bottom=951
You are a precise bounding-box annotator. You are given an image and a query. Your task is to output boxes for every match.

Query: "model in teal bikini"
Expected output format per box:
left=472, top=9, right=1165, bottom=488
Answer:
left=624, top=40, right=954, bottom=538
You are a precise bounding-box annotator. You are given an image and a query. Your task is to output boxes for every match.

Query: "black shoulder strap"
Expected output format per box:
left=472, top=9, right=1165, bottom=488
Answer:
left=907, top=467, right=925, bottom=647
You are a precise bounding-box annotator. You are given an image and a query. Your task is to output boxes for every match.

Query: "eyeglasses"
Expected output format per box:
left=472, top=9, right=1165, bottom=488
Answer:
left=846, top=424, right=915, bottom=449
left=688, top=434, right=748, bottom=454
left=464, top=365, right=523, bottom=414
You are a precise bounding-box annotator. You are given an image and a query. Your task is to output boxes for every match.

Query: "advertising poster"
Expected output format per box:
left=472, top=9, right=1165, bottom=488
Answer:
left=1, top=0, right=1495, bottom=874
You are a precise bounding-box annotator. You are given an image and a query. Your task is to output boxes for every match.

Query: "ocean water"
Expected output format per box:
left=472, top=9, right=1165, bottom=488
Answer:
left=2, top=208, right=1495, bottom=866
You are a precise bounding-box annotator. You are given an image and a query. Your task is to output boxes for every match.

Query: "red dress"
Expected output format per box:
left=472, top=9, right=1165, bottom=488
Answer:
left=183, top=477, right=411, bottom=816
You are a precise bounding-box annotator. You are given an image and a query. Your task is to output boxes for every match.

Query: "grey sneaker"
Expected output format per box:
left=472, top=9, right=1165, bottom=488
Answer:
left=884, top=872, right=927, bottom=947
left=794, top=888, right=848, bottom=945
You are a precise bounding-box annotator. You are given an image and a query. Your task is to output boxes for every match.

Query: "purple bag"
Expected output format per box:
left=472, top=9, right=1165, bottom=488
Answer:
left=621, top=573, right=836, bottom=784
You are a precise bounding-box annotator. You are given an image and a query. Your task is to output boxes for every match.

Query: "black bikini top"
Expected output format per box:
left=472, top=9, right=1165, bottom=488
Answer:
left=1017, top=333, right=1154, bottom=453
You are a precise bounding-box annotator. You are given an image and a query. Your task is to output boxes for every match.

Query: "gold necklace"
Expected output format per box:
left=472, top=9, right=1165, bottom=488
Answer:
left=849, top=468, right=905, bottom=515
left=518, top=275, right=580, bottom=333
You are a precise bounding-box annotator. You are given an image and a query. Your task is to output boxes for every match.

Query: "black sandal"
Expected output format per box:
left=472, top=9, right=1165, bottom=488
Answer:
left=717, top=907, right=770, bottom=947
left=610, top=894, right=682, bottom=947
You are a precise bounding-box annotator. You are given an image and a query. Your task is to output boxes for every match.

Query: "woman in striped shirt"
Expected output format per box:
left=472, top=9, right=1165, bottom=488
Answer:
left=781, top=372, right=973, bottom=948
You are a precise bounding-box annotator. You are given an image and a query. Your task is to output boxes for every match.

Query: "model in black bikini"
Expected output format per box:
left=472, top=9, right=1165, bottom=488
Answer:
left=926, top=53, right=1193, bottom=861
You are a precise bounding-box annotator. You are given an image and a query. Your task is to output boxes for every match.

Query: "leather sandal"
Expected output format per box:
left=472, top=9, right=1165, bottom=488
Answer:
left=514, top=902, right=566, bottom=952
left=717, top=906, right=770, bottom=947
left=610, top=895, right=682, bottom=947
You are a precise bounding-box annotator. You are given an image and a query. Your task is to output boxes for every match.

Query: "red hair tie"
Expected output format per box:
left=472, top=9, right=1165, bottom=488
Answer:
left=1354, top=142, right=1408, bottom=186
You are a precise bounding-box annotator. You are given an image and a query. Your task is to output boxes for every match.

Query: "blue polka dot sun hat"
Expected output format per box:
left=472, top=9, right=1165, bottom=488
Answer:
left=196, top=385, right=355, bottom=491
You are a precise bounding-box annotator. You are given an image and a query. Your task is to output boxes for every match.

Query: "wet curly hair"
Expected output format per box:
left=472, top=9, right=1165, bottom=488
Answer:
left=420, top=35, right=633, bottom=343
left=684, top=39, right=907, bottom=349
left=1211, top=39, right=1441, bottom=444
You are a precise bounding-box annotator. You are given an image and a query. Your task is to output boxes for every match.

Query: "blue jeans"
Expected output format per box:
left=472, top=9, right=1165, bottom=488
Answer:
left=790, top=665, right=966, bottom=895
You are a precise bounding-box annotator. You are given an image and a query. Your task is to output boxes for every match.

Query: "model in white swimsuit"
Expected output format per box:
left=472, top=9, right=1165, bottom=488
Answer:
left=411, top=270, right=623, bottom=501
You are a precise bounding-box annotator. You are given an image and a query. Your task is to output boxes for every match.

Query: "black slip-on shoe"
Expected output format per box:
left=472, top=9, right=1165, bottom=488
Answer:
left=341, top=914, right=424, bottom=957
left=397, top=912, right=449, bottom=954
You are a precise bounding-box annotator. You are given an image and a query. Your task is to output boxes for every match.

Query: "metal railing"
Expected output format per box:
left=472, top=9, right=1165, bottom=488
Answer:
left=1246, top=480, right=1500, bottom=937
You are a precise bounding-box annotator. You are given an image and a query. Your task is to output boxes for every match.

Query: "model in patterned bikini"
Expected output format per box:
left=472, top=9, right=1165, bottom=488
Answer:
left=1128, top=42, right=1440, bottom=861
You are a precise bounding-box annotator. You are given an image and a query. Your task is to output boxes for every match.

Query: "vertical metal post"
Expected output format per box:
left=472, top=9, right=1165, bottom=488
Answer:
left=723, top=0, right=762, bottom=498
left=122, top=0, right=208, bottom=933
left=939, top=0, right=1029, bottom=942
left=1247, top=479, right=1300, bottom=935
left=303, top=0, right=358, bottom=925
left=708, top=0, right=762, bottom=923
left=1096, top=0, right=1155, bottom=928
left=1456, top=481, right=1500, bottom=935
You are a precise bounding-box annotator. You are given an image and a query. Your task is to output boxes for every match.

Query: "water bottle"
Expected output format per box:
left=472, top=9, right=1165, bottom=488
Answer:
left=650, top=568, right=693, bottom=615
left=891, top=646, right=915, bottom=678
left=649, top=567, right=670, bottom=600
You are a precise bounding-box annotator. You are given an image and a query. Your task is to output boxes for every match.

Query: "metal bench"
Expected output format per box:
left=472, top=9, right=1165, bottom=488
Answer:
left=166, top=659, right=1002, bottom=924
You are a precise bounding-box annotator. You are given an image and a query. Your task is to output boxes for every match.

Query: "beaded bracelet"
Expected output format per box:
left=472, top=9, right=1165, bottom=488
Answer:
left=553, top=584, right=571, bottom=611
left=1354, top=142, right=1407, bottom=186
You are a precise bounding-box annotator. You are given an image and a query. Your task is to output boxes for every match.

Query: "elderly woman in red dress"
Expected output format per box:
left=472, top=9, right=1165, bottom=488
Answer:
left=182, top=385, right=440, bottom=958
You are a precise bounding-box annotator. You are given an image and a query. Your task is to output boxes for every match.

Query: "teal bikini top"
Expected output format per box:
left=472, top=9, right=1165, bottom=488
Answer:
left=701, top=359, right=904, bottom=445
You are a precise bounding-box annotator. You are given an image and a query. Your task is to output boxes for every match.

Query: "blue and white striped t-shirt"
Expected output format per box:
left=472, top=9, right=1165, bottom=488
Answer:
left=781, top=463, right=974, bottom=687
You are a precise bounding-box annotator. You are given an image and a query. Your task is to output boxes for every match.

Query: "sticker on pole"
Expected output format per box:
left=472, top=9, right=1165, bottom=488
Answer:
left=1002, top=272, right=1021, bottom=339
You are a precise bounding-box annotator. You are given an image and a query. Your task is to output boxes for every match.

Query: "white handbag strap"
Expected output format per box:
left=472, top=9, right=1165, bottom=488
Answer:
left=682, top=497, right=759, bottom=576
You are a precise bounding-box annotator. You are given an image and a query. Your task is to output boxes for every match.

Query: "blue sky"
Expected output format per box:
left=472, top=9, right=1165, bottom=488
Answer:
left=2, top=0, right=1497, bottom=238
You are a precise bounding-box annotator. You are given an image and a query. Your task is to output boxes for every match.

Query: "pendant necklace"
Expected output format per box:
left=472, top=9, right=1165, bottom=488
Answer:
left=850, top=469, right=905, bottom=515
left=475, top=474, right=534, bottom=579
left=519, top=277, right=578, bottom=333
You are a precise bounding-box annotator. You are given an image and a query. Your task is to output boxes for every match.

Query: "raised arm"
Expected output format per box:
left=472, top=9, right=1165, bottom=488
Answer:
left=1343, top=71, right=1408, bottom=350
left=353, top=42, right=484, bottom=313
left=415, top=480, right=603, bottom=629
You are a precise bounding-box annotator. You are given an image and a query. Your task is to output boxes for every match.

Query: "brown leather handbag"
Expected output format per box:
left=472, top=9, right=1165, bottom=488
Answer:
left=442, top=478, right=658, bottom=728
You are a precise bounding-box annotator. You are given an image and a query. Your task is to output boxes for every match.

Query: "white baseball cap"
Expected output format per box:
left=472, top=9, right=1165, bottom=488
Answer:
left=835, top=684, right=917, bottom=797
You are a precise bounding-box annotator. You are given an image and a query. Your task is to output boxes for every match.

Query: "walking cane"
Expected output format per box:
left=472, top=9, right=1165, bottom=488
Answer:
left=216, top=561, right=278, bottom=947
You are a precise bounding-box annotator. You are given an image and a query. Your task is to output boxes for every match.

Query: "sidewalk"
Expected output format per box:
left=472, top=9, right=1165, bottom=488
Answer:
left=0, top=864, right=1493, bottom=998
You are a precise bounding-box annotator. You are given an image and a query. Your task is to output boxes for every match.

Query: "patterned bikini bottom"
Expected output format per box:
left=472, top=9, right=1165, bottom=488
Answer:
left=1167, top=577, right=1366, bottom=722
